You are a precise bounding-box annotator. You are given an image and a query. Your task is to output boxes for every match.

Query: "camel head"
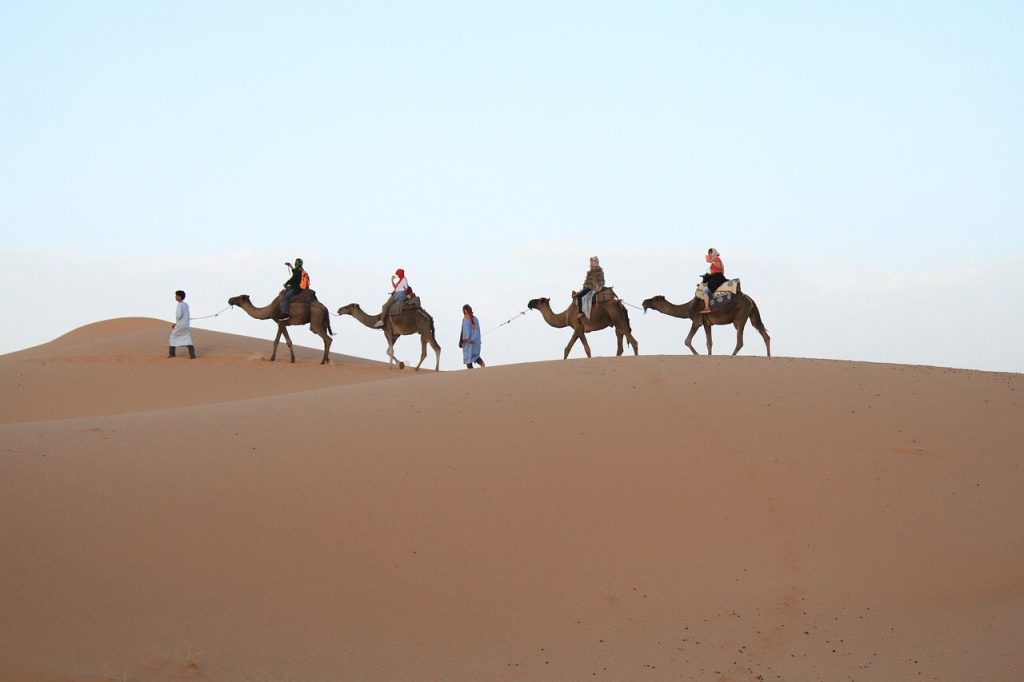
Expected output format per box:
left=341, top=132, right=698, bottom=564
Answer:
left=228, top=295, right=251, bottom=307
left=641, top=295, right=666, bottom=312
left=336, top=303, right=359, bottom=316
left=527, top=297, right=549, bottom=311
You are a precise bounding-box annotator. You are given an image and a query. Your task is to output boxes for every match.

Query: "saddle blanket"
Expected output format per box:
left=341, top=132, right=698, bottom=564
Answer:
left=695, top=279, right=741, bottom=309
left=579, top=287, right=617, bottom=318
left=387, top=294, right=421, bottom=316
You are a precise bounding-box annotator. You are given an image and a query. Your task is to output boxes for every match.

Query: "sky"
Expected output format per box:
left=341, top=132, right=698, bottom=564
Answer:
left=2, top=1, right=1022, bottom=372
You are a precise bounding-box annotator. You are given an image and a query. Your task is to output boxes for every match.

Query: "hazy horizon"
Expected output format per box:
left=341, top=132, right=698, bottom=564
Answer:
left=2, top=2, right=1021, bottom=372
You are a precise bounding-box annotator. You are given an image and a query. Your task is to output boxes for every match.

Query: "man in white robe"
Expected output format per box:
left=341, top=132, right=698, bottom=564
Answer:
left=168, top=290, right=196, bottom=359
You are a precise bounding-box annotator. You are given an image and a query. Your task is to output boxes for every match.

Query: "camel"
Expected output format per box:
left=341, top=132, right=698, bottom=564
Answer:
left=228, top=292, right=334, bottom=364
left=527, top=294, right=639, bottom=359
left=641, top=292, right=771, bottom=357
left=336, top=302, right=441, bottom=371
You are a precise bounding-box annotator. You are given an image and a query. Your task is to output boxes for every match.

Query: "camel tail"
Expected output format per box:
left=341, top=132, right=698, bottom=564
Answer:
left=318, top=303, right=335, bottom=336
left=421, top=310, right=440, bottom=349
left=748, top=296, right=767, bottom=333
left=620, top=302, right=632, bottom=333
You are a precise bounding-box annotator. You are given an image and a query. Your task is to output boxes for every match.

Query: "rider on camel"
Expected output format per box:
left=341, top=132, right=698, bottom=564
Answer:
left=375, top=268, right=412, bottom=328
left=701, top=248, right=725, bottom=313
left=279, top=258, right=307, bottom=321
left=573, top=256, right=605, bottom=320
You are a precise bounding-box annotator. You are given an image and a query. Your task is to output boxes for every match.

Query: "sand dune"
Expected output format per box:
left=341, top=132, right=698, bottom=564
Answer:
left=0, top=318, right=405, bottom=424
left=1, top=319, right=1022, bottom=681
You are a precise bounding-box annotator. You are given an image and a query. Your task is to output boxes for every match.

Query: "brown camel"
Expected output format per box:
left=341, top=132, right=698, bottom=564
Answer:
left=228, top=292, right=334, bottom=364
left=641, top=292, right=771, bottom=357
left=527, top=294, right=639, bottom=359
left=336, top=303, right=441, bottom=371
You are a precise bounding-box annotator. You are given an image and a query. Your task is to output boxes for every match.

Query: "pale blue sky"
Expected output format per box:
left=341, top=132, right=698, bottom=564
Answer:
left=2, top=2, right=1021, bottom=371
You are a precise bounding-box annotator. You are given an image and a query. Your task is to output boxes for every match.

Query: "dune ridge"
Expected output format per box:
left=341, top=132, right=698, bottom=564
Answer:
left=0, top=318, right=407, bottom=424
left=0, top=319, right=1022, bottom=681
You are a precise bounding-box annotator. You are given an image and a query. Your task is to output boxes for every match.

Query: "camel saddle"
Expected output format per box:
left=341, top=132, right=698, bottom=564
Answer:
left=280, top=288, right=318, bottom=303
left=594, top=287, right=619, bottom=303
left=695, top=278, right=741, bottom=310
left=386, top=294, right=421, bottom=316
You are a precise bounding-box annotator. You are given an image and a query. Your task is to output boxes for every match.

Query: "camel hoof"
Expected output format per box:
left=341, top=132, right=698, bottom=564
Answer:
left=399, top=361, right=406, bottom=369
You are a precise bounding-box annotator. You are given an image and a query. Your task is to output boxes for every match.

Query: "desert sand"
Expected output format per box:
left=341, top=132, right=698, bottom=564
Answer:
left=1, top=318, right=1021, bottom=681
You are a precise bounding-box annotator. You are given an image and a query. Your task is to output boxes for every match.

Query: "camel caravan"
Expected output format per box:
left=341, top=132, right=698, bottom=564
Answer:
left=225, top=249, right=770, bottom=368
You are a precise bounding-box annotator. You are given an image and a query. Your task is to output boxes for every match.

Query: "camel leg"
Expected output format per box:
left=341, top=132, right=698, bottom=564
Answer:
left=282, top=325, right=296, bottom=363
left=384, top=332, right=405, bottom=369
left=563, top=327, right=583, bottom=359
left=414, top=334, right=428, bottom=371
left=732, top=317, right=748, bottom=356
left=270, top=323, right=294, bottom=362
left=626, top=330, right=639, bottom=355
left=579, top=330, right=592, bottom=358
left=684, top=321, right=701, bottom=356
left=313, top=312, right=332, bottom=365
left=608, top=307, right=626, bottom=356
left=384, top=332, right=396, bottom=368
left=748, top=299, right=771, bottom=357
left=431, top=339, right=441, bottom=372
left=384, top=333, right=398, bottom=369
left=750, top=318, right=771, bottom=357
left=270, top=325, right=283, bottom=361
left=316, top=328, right=332, bottom=365
left=614, top=312, right=639, bottom=356
left=705, top=322, right=713, bottom=355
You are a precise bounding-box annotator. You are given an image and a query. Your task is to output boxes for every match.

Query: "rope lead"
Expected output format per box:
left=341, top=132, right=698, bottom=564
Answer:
left=483, top=310, right=527, bottom=336
left=191, top=305, right=233, bottom=320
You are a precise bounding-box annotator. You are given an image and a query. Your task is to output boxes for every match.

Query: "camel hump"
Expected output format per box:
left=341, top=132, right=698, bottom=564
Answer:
left=279, top=289, right=319, bottom=304
left=595, top=287, right=618, bottom=303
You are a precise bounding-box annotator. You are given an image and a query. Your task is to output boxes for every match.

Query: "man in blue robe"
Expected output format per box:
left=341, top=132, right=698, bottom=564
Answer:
left=460, top=304, right=485, bottom=369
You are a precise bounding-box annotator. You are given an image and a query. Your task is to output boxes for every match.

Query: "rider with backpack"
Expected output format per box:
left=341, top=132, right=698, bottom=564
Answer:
left=279, top=258, right=309, bottom=321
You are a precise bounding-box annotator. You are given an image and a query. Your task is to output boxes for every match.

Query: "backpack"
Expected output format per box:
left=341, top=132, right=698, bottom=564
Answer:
left=300, top=269, right=310, bottom=289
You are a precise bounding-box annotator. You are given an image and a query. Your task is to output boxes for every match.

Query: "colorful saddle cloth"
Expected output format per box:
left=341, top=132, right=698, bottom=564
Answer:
left=695, top=279, right=741, bottom=309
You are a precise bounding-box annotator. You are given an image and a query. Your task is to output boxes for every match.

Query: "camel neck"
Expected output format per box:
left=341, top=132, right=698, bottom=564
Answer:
left=242, top=300, right=279, bottom=320
left=536, top=301, right=573, bottom=328
left=345, top=305, right=382, bottom=328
